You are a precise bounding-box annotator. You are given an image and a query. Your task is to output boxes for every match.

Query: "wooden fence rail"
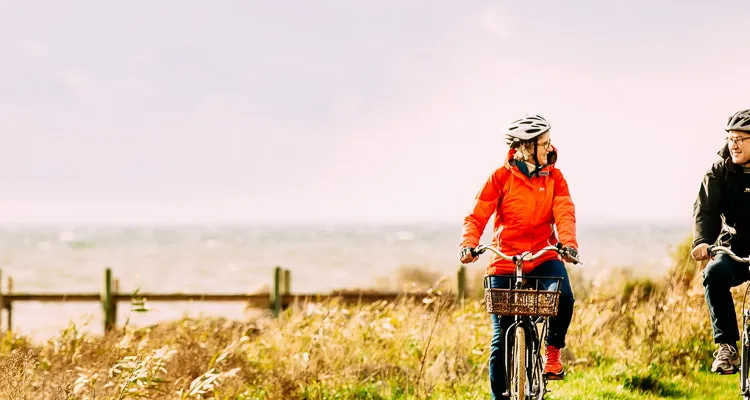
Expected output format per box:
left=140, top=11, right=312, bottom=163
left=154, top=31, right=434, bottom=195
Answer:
left=0, top=266, right=470, bottom=334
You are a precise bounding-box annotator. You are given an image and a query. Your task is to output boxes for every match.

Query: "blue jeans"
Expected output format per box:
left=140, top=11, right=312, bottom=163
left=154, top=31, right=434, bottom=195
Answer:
left=702, top=254, right=750, bottom=345
left=487, top=259, right=575, bottom=400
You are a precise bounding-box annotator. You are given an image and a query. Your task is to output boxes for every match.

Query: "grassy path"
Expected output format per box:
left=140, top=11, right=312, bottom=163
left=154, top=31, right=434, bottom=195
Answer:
left=545, top=364, right=740, bottom=400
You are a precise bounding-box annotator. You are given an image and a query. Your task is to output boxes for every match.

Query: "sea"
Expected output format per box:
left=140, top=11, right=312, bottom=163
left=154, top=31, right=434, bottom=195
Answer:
left=0, top=221, right=692, bottom=342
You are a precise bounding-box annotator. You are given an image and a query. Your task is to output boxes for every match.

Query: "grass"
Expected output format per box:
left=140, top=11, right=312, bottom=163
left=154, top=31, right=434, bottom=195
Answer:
left=547, top=363, right=740, bottom=400
left=0, top=234, right=747, bottom=399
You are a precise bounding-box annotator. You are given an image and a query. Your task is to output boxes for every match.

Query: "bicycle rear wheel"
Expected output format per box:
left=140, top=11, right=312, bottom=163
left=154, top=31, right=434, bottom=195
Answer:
left=530, top=324, right=547, bottom=399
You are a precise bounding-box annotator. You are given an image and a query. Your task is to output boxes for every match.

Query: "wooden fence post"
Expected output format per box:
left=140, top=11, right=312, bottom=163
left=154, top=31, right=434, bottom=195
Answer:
left=7, top=276, right=13, bottom=333
left=0, top=270, right=3, bottom=333
left=112, top=277, right=119, bottom=330
left=102, top=268, right=116, bottom=333
left=283, top=269, right=291, bottom=296
left=271, top=266, right=282, bottom=317
left=457, top=265, right=467, bottom=304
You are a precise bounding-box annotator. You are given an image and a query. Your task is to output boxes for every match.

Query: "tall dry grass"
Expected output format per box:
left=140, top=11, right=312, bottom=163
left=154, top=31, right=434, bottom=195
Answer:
left=0, top=234, right=742, bottom=399
left=0, top=292, right=491, bottom=399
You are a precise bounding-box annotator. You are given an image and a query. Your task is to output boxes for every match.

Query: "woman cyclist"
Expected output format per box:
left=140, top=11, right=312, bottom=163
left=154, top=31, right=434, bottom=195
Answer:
left=458, top=114, right=579, bottom=399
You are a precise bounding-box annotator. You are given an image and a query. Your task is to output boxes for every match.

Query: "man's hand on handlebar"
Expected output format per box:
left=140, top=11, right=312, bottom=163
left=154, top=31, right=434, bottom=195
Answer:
left=691, top=243, right=711, bottom=261
left=459, top=247, right=478, bottom=264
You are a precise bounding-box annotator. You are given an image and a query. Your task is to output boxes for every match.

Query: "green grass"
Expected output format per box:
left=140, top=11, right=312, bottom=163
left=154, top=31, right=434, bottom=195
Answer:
left=547, top=363, right=740, bottom=400
left=271, top=363, right=744, bottom=400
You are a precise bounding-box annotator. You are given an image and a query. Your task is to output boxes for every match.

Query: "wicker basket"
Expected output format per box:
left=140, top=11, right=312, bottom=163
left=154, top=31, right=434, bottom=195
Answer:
left=483, top=275, right=562, bottom=316
left=484, top=288, right=560, bottom=316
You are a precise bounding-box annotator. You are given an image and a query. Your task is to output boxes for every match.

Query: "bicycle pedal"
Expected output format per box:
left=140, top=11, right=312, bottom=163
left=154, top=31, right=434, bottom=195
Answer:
left=715, top=368, right=738, bottom=375
left=545, top=371, right=565, bottom=380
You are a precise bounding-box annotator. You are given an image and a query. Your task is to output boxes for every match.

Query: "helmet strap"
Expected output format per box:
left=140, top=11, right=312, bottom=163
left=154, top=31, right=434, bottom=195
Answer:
left=532, top=141, right=541, bottom=177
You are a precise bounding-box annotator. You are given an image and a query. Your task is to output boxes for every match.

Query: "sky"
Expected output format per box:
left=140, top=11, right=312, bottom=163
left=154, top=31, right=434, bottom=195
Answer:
left=1, top=0, right=749, bottom=225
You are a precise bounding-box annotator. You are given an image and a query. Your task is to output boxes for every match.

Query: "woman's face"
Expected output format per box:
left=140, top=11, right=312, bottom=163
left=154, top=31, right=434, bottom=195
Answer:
left=534, top=131, right=552, bottom=163
left=521, top=131, right=551, bottom=163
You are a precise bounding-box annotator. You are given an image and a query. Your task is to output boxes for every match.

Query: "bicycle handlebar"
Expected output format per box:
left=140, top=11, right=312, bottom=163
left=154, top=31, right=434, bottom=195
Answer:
left=471, top=242, right=582, bottom=265
left=708, top=245, right=750, bottom=264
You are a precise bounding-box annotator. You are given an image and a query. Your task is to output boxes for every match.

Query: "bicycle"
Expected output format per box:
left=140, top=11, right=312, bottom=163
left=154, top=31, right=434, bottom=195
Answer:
left=471, top=242, right=580, bottom=400
left=707, top=245, right=750, bottom=399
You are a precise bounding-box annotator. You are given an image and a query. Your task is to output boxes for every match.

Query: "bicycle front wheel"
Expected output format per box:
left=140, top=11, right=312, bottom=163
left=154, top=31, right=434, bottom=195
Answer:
left=511, top=327, right=527, bottom=400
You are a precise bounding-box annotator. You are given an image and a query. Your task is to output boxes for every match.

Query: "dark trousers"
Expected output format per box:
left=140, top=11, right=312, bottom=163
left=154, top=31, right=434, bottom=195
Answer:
left=487, top=259, right=575, bottom=400
left=703, top=254, right=750, bottom=345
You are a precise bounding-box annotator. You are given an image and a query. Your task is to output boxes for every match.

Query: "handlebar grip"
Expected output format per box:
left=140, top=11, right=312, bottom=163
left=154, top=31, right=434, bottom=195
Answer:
left=557, top=244, right=581, bottom=264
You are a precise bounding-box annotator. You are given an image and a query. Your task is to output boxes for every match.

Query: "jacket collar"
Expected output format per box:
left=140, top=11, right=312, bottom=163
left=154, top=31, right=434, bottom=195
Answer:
left=503, top=145, right=559, bottom=179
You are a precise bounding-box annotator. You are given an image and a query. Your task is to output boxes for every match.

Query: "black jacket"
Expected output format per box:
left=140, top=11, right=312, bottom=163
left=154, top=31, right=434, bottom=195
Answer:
left=692, top=145, right=750, bottom=257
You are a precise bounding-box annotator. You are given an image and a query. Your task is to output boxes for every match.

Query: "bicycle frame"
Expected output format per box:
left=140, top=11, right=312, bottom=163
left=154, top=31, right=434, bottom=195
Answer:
left=708, top=245, right=750, bottom=399
left=474, top=243, right=580, bottom=399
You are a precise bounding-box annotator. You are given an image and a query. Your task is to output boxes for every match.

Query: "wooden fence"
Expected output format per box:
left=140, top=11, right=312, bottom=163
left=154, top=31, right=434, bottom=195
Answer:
left=0, top=266, right=469, bottom=334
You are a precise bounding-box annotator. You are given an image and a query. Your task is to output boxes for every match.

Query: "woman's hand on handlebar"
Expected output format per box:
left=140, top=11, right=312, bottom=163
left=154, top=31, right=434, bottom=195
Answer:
left=459, top=247, right=478, bottom=264
left=560, top=246, right=579, bottom=264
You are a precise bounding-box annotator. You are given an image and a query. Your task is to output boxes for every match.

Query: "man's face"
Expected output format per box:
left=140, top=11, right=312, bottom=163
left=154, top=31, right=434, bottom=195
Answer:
left=727, top=130, right=750, bottom=165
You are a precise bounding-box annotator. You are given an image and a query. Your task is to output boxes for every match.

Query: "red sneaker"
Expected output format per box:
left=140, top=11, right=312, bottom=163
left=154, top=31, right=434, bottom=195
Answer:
left=544, top=345, right=564, bottom=379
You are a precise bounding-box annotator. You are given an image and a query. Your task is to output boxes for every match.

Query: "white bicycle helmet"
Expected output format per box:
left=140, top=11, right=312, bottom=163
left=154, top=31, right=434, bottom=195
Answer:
left=726, top=109, right=750, bottom=132
left=504, top=114, right=551, bottom=146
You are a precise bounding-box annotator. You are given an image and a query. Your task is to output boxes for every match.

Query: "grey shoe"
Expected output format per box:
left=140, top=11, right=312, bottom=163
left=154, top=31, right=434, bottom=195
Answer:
left=711, top=343, right=740, bottom=374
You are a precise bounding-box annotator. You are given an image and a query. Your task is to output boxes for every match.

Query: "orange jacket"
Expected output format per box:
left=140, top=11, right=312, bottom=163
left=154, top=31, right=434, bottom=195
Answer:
left=460, top=146, right=578, bottom=275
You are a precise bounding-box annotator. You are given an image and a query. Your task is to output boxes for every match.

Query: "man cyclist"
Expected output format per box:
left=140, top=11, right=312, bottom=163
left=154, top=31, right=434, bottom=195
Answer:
left=692, top=108, right=750, bottom=375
